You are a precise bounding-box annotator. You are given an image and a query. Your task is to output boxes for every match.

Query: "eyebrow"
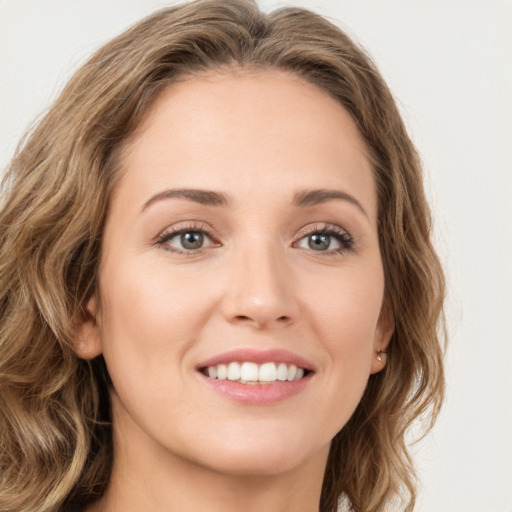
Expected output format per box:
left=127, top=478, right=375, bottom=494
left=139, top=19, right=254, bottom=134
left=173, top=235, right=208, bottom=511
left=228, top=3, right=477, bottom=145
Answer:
left=141, top=187, right=368, bottom=218
left=141, top=188, right=229, bottom=212
left=292, top=189, right=368, bottom=218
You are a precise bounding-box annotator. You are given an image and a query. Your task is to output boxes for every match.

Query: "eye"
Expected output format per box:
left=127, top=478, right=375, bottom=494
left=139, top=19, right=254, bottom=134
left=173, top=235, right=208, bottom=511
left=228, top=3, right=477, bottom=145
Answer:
left=177, top=231, right=205, bottom=250
left=156, top=224, right=217, bottom=254
left=295, top=225, right=354, bottom=254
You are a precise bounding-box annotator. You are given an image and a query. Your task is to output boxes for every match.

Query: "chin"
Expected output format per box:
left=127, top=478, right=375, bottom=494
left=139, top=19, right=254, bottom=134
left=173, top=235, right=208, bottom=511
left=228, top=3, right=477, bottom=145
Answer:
left=202, top=450, right=311, bottom=477
left=183, top=428, right=328, bottom=477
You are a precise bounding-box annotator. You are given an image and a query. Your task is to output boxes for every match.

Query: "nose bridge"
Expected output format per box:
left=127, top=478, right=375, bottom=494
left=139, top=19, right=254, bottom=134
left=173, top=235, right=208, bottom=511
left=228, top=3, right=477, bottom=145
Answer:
left=221, top=232, right=297, bottom=328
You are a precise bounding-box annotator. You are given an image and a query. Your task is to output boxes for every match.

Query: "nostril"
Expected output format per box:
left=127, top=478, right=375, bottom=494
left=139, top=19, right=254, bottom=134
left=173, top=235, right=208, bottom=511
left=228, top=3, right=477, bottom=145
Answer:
left=232, top=314, right=291, bottom=327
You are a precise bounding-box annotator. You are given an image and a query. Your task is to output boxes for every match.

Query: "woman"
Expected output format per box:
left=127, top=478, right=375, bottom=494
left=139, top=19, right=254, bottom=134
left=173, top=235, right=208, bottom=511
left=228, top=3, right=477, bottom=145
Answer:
left=0, top=1, right=445, bottom=511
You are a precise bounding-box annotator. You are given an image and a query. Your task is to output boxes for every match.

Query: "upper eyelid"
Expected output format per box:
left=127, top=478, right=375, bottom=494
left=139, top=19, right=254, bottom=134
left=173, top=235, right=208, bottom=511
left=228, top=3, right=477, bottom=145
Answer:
left=156, top=221, right=217, bottom=239
left=294, top=222, right=352, bottom=239
left=155, top=224, right=219, bottom=256
left=155, top=221, right=354, bottom=248
left=293, top=223, right=355, bottom=251
left=157, top=221, right=349, bottom=235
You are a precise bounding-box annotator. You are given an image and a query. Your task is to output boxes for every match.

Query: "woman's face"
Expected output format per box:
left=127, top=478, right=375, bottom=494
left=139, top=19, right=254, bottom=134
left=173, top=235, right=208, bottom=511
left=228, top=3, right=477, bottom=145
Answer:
left=79, top=69, right=392, bottom=476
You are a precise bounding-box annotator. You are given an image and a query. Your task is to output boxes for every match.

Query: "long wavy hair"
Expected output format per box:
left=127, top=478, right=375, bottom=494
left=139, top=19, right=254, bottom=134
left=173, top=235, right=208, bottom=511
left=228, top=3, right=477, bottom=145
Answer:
left=0, top=1, right=445, bottom=511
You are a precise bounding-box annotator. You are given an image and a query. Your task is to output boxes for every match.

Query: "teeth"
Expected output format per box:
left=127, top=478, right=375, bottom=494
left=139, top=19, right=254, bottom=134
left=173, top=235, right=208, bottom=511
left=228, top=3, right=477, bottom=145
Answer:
left=259, top=362, right=277, bottom=382
left=227, top=362, right=241, bottom=381
left=277, top=363, right=288, bottom=381
left=240, top=362, right=258, bottom=381
left=204, top=361, right=307, bottom=383
left=287, top=364, right=297, bottom=381
left=217, top=364, right=227, bottom=380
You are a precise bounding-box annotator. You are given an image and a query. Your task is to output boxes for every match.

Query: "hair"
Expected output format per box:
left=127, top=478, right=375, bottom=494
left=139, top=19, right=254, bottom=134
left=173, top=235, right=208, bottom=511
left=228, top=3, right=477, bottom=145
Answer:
left=0, top=1, right=445, bottom=511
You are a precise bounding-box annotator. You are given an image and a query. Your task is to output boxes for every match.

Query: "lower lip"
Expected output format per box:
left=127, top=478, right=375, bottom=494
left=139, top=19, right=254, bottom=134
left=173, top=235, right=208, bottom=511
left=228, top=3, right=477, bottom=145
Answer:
left=198, top=373, right=312, bottom=404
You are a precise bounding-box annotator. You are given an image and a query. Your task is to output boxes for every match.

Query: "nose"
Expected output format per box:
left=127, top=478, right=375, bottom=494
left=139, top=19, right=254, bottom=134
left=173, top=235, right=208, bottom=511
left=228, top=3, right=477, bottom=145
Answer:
left=220, top=241, right=299, bottom=330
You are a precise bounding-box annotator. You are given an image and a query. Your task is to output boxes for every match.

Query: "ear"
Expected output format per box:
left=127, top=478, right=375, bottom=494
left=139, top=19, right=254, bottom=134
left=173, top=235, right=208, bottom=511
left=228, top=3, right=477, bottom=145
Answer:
left=370, top=298, right=394, bottom=375
left=72, top=294, right=103, bottom=360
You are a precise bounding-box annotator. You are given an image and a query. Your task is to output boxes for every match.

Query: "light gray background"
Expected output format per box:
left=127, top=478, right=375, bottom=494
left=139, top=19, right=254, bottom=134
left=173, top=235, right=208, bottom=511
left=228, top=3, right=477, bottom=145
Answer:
left=1, top=1, right=511, bottom=511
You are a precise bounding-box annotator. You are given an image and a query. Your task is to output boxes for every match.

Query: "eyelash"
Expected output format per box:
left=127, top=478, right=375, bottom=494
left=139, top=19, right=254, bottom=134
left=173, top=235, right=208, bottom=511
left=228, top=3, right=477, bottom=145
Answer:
left=155, top=222, right=355, bottom=256
left=155, top=222, right=218, bottom=256
left=294, top=224, right=355, bottom=255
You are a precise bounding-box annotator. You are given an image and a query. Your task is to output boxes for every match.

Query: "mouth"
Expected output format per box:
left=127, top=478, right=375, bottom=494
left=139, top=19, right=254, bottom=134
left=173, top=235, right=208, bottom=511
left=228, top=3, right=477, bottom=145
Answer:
left=199, top=361, right=311, bottom=384
left=196, top=349, right=314, bottom=404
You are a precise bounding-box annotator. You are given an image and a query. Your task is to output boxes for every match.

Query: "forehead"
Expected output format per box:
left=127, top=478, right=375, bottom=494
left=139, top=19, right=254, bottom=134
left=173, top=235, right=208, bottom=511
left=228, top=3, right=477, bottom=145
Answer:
left=115, top=69, right=377, bottom=219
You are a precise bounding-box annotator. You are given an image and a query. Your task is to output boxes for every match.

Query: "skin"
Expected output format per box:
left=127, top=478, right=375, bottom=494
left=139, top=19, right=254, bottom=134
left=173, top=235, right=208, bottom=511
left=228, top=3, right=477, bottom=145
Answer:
left=77, top=69, right=393, bottom=512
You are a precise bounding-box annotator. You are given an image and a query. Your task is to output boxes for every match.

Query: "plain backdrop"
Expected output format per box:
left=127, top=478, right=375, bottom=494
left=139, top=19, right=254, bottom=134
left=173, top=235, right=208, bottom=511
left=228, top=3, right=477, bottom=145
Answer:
left=1, top=1, right=511, bottom=511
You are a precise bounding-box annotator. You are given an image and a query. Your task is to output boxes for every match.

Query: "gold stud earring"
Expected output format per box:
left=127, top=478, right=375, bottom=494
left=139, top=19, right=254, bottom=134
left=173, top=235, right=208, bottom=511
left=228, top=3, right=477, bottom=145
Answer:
left=376, top=349, right=387, bottom=362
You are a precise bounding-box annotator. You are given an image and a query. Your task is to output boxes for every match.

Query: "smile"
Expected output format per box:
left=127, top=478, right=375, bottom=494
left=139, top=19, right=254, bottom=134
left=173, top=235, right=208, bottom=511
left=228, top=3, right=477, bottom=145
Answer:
left=201, top=361, right=307, bottom=384
left=196, top=349, right=314, bottom=404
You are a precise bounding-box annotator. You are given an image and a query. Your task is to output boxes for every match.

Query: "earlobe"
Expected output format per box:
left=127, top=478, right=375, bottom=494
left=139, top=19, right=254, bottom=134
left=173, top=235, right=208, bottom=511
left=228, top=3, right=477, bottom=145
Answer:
left=72, top=294, right=103, bottom=360
left=370, top=299, right=395, bottom=375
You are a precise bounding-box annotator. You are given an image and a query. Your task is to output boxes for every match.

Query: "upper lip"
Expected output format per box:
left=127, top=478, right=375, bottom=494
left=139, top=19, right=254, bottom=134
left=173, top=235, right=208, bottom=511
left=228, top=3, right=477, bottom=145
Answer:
left=196, top=348, right=315, bottom=371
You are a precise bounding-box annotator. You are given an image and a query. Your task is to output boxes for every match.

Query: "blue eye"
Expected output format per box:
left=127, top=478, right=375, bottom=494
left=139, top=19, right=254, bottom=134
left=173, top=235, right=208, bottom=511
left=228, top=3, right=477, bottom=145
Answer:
left=157, top=227, right=215, bottom=253
left=295, top=226, right=354, bottom=253
left=307, top=233, right=334, bottom=251
left=178, top=231, right=204, bottom=250
left=157, top=224, right=353, bottom=255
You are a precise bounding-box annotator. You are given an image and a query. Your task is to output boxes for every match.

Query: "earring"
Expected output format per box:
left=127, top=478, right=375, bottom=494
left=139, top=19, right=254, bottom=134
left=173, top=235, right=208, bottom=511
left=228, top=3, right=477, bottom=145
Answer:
left=376, top=349, right=387, bottom=362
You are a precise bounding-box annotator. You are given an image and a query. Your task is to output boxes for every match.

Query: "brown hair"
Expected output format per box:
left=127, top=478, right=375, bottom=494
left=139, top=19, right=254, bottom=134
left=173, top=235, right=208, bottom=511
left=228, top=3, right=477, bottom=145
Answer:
left=0, top=1, right=445, bottom=510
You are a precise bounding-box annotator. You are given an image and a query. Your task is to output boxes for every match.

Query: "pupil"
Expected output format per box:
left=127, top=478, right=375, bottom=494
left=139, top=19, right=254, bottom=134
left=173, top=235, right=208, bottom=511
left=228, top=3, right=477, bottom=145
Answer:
left=309, top=233, right=330, bottom=251
left=181, top=231, right=203, bottom=250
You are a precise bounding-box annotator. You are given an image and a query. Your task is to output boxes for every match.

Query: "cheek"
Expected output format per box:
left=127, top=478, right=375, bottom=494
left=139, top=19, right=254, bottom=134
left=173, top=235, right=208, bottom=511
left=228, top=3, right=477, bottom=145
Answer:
left=303, top=262, right=384, bottom=414
left=97, top=258, right=216, bottom=394
left=308, top=262, right=384, bottom=347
